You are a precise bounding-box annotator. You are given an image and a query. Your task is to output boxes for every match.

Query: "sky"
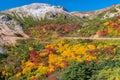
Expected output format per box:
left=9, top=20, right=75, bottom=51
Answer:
left=1, top=0, right=120, bottom=12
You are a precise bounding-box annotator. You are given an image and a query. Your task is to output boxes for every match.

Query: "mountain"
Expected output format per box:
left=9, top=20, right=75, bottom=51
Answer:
left=1, top=3, right=120, bottom=47
left=2, top=3, right=72, bottom=19
left=71, top=4, right=120, bottom=19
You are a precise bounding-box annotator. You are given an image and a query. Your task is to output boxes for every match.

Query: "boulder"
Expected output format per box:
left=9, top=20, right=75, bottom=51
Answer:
left=0, top=47, right=5, bottom=54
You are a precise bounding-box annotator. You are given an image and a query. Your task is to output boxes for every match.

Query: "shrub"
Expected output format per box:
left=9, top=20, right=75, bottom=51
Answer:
left=91, top=60, right=120, bottom=80
left=59, top=61, right=97, bottom=80
left=60, top=60, right=120, bottom=80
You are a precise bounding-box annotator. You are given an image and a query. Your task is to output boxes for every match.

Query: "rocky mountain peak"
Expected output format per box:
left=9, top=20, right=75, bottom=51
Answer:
left=22, top=3, right=64, bottom=9
left=3, top=3, right=68, bottom=19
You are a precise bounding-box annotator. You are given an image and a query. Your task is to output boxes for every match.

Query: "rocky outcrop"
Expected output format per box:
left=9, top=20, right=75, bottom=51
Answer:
left=0, top=14, right=29, bottom=45
left=103, top=4, right=120, bottom=19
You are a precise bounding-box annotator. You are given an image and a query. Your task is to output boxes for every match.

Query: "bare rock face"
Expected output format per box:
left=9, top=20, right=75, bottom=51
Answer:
left=0, top=14, right=29, bottom=45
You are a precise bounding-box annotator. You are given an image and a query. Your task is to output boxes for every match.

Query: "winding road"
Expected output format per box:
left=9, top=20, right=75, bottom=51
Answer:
left=30, top=37, right=120, bottom=40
